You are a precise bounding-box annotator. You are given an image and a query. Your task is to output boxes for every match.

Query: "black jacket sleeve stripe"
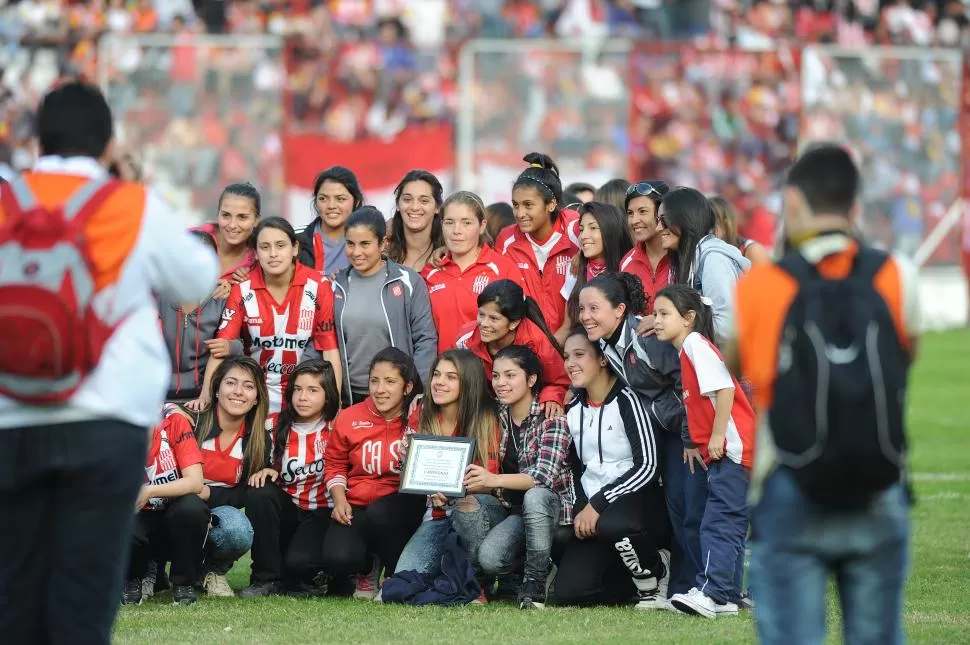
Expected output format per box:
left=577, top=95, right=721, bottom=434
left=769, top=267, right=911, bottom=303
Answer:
left=599, top=389, right=658, bottom=504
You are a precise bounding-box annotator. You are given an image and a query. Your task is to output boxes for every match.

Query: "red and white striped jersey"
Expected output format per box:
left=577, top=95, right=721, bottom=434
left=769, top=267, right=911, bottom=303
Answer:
left=278, top=417, right=333, bottom=510
left=144, top=414, right=203, bottom=510
left=201, top=430, right=246, bottom=488
left=218, top=263, right=338, bottom=415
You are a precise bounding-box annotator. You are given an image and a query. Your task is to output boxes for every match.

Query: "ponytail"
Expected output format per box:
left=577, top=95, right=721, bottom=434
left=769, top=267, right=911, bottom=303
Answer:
left=513, top=152, right=563, bottom=221
left=655, top=284, right=716, bottom=344
left=477, top=279, right=564, bottom=358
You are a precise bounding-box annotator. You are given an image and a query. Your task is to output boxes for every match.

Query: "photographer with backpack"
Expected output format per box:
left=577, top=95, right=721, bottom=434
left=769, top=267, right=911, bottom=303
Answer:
left=0, top=83, right=218, bottom=644
left=728, top=145, right=920, bottom=645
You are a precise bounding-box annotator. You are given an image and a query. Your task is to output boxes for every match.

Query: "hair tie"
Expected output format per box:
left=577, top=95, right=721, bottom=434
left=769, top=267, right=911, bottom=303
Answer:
left=530, top=163, right=544, bottom=169
left=700, top=296, right=714, bottom=307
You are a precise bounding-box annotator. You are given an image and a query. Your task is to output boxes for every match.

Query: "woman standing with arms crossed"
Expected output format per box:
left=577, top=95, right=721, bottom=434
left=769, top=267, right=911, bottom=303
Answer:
left=332, top=207, right=438, bottom=406
left=424, top=191, right=529, bottom=353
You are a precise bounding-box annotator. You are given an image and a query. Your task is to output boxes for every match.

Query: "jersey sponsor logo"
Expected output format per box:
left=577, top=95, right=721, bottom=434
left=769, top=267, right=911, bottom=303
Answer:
left=244, top=291, right=255, bottom=302
left=246, top=318, right=264, bottom=325
left=281, top=456, right=325, bottom=483
left=352, top=420, right=374, bottom=430
left=304, top=289, right=317, bottom=303
left=251, top=335, right=311, bottom=351
left=472, top=274, right=490, bottom=294
left=219, top=309, right=235, bottom=331
left=315, top=319, right=334, bottom=333
left=265, top=361, right=298, bottom=375
left=391, top=285, right=403, bottom=297
left=360, top=438, right=403, bottom=475
left=429, top=284, right=446, bottom=294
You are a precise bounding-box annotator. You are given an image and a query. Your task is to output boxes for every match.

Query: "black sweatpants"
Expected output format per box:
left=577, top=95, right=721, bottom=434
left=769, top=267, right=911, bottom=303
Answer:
left=554, top=485, right=672, bottom=607
left=0, top=420, right=146, bottom=645
left=129, top=495, right=210, bottom=586
left=319, top=493, right=426, bottom=577
left=245, top=482, right=331, bottom=584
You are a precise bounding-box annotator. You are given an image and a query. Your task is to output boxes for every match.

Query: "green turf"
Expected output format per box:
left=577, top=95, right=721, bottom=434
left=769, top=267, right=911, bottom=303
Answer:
left=114, top=328, right=970, bottom=644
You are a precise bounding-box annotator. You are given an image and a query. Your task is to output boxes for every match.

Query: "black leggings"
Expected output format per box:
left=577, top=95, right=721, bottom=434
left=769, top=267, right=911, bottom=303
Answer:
left=129, top=495, right=210, bottom=587
left=245, top=482, right=330, bottom=585
left=554, top=485, right=671, bottom=607
left=319, top=493, right=426, bottom=577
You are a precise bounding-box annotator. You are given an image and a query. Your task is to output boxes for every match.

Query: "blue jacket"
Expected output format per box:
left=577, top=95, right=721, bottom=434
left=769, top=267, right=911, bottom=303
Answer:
left=380, top=527, right=480, bottom=606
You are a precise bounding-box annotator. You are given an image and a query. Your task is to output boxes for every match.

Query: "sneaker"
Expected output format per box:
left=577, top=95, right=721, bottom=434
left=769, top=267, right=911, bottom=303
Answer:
left=172, top=585, right=197, bottom=606
left=239, top=581, right=283, bottom=598
left=468, top=589, right=488, bottom=605
left=203, top=572, right=234, bottom=598
left=670, top=587, right=716, bottom=619
left=739, top=591, right=755, bottom=610
left=352, top=557, right=381, bottom=601
left=141, top=562, right=157, bottom=600
left=373, top=589, right=383, bottom=603
left=518, top=577, right=546, bottom=610
left=657, top=549, right=670, bottom=599
left=631, top=563, right=664, bottom=611
left=715, top=600, right=740, bottom=616
left=122, top=579, right=143, bottom=606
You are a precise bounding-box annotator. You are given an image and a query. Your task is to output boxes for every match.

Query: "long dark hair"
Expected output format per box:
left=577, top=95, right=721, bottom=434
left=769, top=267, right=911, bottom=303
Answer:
left=593, top=178, right=631, bottom=214
left=512, top=152, right=563, bottom=222
left=477, top=279, right=564, bottom=358
left=660, top=187, right=716, bottom=285
left=419, top=349, right=498, bottom=467
left=272, top=360, right=340, bottom=465
left=566, top=201, right=633, bottom=326
left=369, top=347, right=423, bottom=428
left=385, top=170, right=444, bottom=264
left=655, top=284, right=716, bottom=344
left=582, top=272, right=648, bottom=330
left=492, top=344, right=543, bottom=398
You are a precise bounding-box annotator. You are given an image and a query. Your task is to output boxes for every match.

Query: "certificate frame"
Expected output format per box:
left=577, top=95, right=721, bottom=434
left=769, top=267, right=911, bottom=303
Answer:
left=399, top=435, right=476, bottom=497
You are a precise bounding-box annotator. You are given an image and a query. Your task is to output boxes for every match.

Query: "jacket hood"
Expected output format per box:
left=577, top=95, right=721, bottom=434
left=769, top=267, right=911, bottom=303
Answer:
left=690, top=235, right=751, bottom=282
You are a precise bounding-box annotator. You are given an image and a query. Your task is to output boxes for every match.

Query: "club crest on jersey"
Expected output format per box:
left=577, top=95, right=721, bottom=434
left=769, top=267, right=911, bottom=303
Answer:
left=472, top=275, right=490, bottom=294
left=556, top=255, right=570, bottom=277
left=219, top=309, right=235, bottom=331
left=391, top=285, right=403, bottom=297
left=299, top=308, right=314, bottom=332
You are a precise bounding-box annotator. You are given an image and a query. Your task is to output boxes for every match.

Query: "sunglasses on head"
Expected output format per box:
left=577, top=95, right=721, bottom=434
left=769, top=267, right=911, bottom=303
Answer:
left=626, top=181, right=662, bottom=199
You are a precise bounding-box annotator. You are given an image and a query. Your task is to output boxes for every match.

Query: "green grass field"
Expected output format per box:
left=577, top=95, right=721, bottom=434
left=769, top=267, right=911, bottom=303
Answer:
left=114, top=329, right=970, bottom=645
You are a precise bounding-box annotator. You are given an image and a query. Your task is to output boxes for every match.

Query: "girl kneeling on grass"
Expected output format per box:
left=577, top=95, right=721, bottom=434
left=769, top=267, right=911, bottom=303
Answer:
left=320, top=348, right=428, bottom=599
left=556, top=329, right=671, bottom=609
left=392, top=349, right=500, bottom=604
left=124, top=412, right=206, bottom=606
left=241, top=360, right=341, bottom=598
left=653, top=284, right=755, bottom=619
left=460, top=345, right=574, bottom=609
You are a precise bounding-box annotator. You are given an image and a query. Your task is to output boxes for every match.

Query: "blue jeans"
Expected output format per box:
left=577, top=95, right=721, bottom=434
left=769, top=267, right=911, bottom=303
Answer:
left=477, top=488, right=560, bottom=584
left=696, top=459, right=748, bottom=604
left=207, top=505, right=253, bottom=575
left=451, top=494, right=509, bottom=579
left=750, top=468, right=909, bottom=645
left=395, top=516, right=452, bottom=574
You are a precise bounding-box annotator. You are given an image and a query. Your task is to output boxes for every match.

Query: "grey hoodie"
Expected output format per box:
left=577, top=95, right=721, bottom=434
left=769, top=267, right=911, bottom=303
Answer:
left=687, top=235, right=751, bottom=344
left=331, top=260, right=438, bottom=405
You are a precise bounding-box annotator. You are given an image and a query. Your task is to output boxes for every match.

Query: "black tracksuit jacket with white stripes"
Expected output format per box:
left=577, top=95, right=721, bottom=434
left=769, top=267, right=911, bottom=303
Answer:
left=565, top=379, right=661, bottom=514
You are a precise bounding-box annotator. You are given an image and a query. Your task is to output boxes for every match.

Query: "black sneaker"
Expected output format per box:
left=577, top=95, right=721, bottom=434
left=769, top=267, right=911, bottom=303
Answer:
left=286, top=581, right=327, bottom=598
left=121, top=579, right=143, bottom=606
left=518, top=577, right=546, bottom=610
left=172, top=585, right=197, bottom=606
left=238, top=581, right=283, bottom=598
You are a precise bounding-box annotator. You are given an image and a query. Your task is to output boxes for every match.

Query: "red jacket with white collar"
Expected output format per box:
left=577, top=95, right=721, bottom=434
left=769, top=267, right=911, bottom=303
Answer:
left=456, top=320, right=569, bottom=407
left=495, top=211, right=580, bottom=333
left=324, top=398, right=406, bottom=507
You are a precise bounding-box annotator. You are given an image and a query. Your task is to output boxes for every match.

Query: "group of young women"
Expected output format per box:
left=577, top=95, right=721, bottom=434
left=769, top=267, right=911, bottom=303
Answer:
left=136, top=152, right=762, bottom=616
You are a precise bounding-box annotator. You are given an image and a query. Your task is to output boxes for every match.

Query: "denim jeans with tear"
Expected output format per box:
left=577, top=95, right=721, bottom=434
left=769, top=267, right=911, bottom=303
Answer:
left=206, top=505, right=253, bottom=575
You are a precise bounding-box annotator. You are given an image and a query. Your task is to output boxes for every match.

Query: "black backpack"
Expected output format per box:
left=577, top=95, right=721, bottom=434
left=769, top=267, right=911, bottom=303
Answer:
left=770, top=245, right=909, bottom=510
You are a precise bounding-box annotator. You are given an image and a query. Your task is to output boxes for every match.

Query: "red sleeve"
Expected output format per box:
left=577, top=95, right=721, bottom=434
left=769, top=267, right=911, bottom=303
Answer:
left=216, top=283, right=245, bottom=340
left=534, top=338, right=570, bottom=407
left=167, top=415, right=203, bottom=469
left=323, top=410, right=352, bottom=489
left=313, top=279, right=339, bottom=351
left=494, top=223, right=515, bottom=250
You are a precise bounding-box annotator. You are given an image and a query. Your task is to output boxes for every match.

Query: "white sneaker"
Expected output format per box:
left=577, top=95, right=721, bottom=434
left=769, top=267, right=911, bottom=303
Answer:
left=715, top=600, right=740, bottom=616
left=203, top=572, right=234, bottom=598
left=670, top=587, right=716, bottom=619
left=352, top=557, right=381, bottom=601
left=657, top=549, right=670, bottom=600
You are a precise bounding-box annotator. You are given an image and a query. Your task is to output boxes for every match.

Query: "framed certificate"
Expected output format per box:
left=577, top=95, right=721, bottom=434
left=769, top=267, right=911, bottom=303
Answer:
left=399, top=435, right=476, bottom=497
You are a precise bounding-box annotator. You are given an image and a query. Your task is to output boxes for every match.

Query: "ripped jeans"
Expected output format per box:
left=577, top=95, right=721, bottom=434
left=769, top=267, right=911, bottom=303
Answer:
left=452, top=489, right=560, bottom=584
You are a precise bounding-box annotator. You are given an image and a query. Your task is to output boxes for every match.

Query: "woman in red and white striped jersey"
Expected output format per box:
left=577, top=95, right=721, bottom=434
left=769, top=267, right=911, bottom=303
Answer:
left=189, top=357, right=271, bottom=598
left=123, top=413, right=206, bottom=606
left=190, top=217, right=342, bottom=416
left=239, top=360, right=341, bottom=597
left=424, top=191, right=530, bottom=354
